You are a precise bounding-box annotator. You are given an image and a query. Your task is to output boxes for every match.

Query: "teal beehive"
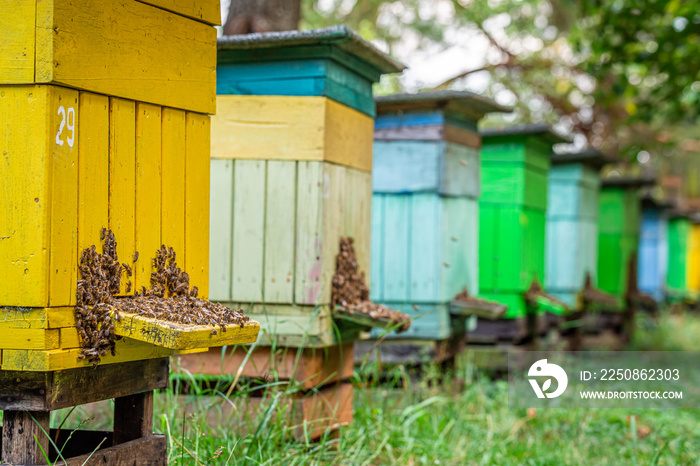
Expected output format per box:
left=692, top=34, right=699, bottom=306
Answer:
left=365, top=91, right=508, bottom=360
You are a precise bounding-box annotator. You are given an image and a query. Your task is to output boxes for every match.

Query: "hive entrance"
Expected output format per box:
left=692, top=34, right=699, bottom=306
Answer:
left=331, top=237, right=410, bottom=332
left=76, top=228, right=249, bottom=365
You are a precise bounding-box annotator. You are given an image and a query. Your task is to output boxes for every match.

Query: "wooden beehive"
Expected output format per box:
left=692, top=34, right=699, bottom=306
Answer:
left=545, top=150, right=612, bottom=306
left=368, top=91, right=508, bottom=341
left=638, top=199, right=671, bottom=302
left=479, top=125, right=569, bottom=321
left=688, top=221, right=700, bottom=295
left=0, top=0, right=237, bottom=371
left=667, top=216, right=691, bottom=299
left=597, top=177, right=654, bottom=307
left=208, top=27, right=404, bottom=348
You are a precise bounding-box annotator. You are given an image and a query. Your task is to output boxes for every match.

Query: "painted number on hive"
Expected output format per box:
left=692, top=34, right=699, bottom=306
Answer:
left=56, top=106, right=76, bottom=148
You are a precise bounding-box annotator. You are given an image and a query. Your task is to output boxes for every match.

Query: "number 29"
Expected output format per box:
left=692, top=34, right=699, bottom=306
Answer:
left=56, top=105, right=76, bottom=148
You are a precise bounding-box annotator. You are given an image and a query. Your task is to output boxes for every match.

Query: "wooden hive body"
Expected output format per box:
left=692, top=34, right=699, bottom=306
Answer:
left=688, top=223, right=700, bottom=294
left=667, top=216, right=691, bottom=297
left=210, top=27, right=403, bottom=348
left=597, top=184, right=644, bottom=306
left=367, top=92, right=508, bottom=340
left=0, top=1, right=219, bottom=370
left=479, top=127, right=565, bottom=318
left=545, top=156, right=604, bottom=306
left=638, top=207, right=669, bottom=301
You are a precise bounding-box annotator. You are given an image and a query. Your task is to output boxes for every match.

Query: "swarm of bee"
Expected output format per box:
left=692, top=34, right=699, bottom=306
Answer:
left=75, top=230, right=249, bottom=366
left=331, top=237, right=410, bottom=332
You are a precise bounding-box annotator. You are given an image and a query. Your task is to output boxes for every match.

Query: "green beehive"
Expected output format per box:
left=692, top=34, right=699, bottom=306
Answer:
left=477, top=125, right=569, bottom=342
left=667, top=215, right=691, bottom=301
left=597, top=177, right=655, bottom=309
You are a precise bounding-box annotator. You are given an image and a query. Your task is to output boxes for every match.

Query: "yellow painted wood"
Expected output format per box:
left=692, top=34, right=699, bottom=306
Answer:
left=0, top=307, right=75, bottom=330
left=60, top=327, right=81, bottom=349
left=30, top=0, right=216, bottom=113
left=137, top=0, right=221, bottom=25
left=185, top=113, right=211, bottom=298
left=135, top=103, right=163, bottom=293
left=114, top=312, right=259, bottom=350
left=211, top=96, right=374, bottom=172
left=689, top=224, right=700, bottom=292
left=162, top=108, right=186, bottom=260
left=49, top=87, right=79, bottom=307
left=0, top=0, right=35, bottom=82
left=78, top=92, right=109, bottom=254
left=0, top=328, right=59, bottom=350
left=109, top=98, right=136, bottom=296
left=0, top=86, right=52, bottom=306
left=2, top=337, right=180, bottom=372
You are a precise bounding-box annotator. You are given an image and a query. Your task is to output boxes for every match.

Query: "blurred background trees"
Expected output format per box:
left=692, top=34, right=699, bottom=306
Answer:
left=223, top=0, right=700, bottom=198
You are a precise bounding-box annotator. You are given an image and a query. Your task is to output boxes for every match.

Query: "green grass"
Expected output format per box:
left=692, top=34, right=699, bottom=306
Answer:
left=47, top=310, right=700, bottom=464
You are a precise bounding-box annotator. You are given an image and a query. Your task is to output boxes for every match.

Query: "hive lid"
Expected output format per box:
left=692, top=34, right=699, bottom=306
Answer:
left=481, top=123, right=572, bottom=145
left=217, top=25, right=405, bottom=77
left=375, top=90, right=512, bottom=121
left=551, top=148, right=619, bottom=169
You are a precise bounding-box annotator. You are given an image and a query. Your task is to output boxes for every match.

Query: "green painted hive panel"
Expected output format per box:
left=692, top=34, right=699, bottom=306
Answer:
left=667, top=217, right=690, bottom=293
left=598, top=187, right=641, bottom=235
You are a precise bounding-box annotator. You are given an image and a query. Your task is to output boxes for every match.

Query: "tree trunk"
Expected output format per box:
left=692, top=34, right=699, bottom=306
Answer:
left=224, top=0, right=301, bottom=35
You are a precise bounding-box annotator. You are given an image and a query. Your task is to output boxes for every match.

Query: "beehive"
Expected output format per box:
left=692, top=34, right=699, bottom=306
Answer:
left=0, top=0, right=221, bottom=371
left=638, top=200, right=671, bottom=302
left=368, top=91, right=508, bottom=342
left=667, top=215, right=691, bottom=300
left=597, top=177, right=654, bottom=307
left=545, top=151, right=611, bottom=306
left=479, top=125, right=569, bottom=325
left=208, top=27, right=404, bottom=348
left=688, top=221, right=700, bottom=294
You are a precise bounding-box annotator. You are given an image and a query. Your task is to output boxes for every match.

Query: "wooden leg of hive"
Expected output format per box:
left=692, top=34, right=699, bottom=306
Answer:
left=113, top=391, right=154, bottom=445
left=1, top=410, right=50, bottom=464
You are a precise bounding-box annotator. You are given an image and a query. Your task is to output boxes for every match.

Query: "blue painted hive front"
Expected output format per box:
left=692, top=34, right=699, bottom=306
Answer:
left=369, top=91, right=508, bottom=340
left=638, top=201, right=670, bottom=302
left=544, top=151, right=610, bottom=307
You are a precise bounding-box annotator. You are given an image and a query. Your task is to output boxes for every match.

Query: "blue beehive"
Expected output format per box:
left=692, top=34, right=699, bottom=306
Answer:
left=545, top=150, right=613, bottom=307
left=638, top=197, right=671, bottom=302
left=368, top=91, right=508, bottom=349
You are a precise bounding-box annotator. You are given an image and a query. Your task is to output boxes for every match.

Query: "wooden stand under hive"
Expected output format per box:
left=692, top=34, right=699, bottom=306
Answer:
left=0, top=1, right=260, bottom=463
left=586, top=176, right=656, bottom=348
left=354, top=91, right=509, bottom=370
left=545, top=150, right=618, bottom=350
left=474, top=125, right=570, bottom=351
left=175, top=27, right=406, bottom=439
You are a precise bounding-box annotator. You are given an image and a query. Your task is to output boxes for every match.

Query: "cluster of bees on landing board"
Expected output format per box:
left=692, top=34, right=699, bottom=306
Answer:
left=75, top=228, right=249, bottom=366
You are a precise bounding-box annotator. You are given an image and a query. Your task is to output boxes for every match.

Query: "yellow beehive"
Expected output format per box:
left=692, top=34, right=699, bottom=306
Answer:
left=0, top=1, right=232, bottom=370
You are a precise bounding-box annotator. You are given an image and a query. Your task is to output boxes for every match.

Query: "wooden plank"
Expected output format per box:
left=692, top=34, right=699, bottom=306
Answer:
left=0, top=307, right=75, bottom=330
left=232, top=160, right=266, bottom=302
left=109, top=98, right=136, bottom=296
left=380, top=195, right=410, bottom=301
left=264, top=161, right=296, bottom=303
left=211, top=96, right=373, bottom=172
left=441, top=143, right=480, bottom=197
left=49, top=87, right=80, bottom=307
left=0, top=0, right=35, bottom=82
left=0, top=86, right=51, bottom=307
left=1, top=410, right=50, bottom=464
left=374, top=123, right=481, bottom=149
left=320, top=162, right=345, bottom=305
left=60, top=327, right=81, bottom=349
left=114, top=311, right=260, bottom=350
left=33, top=0, right=216, bottom=113
left=371, top=141, right=442, bottom=193
left=441, top=197, right=478, bottom=299
left=0, top=328, right=59, bottom=350
left=185, top=113, right=211, bottom=298
left=688, top=224, right=700, bottom=292
left=478, top=204, right=498, bottom=292
left=161, top=108, right=186, bottom=260
left=175, top=342, right=354, bottom=389
left=2, top=338, right=179, bottom=372
left=410, top=194, right=441, bottom=302
left=0, top=358, right=168, bottom=411
left=233, top=303, right=333, bottom=337
left=295, top=162, right=324, bottom=305
left=343, top=167, right=372, bottom=285
left=209, top=159, right=233, bottom=301
left=113, top=391, right=154, bottom=445
left=135, top=103, right=162, bottom=293
left=58, top=435, right=167, bottom=466
left=137, top=0, right=221, bottom=25
left=369, top=195, right=385, bottom=301
left=78, top=93, right=110, bottom=255
left=369, top=303, right=453, bottom=340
